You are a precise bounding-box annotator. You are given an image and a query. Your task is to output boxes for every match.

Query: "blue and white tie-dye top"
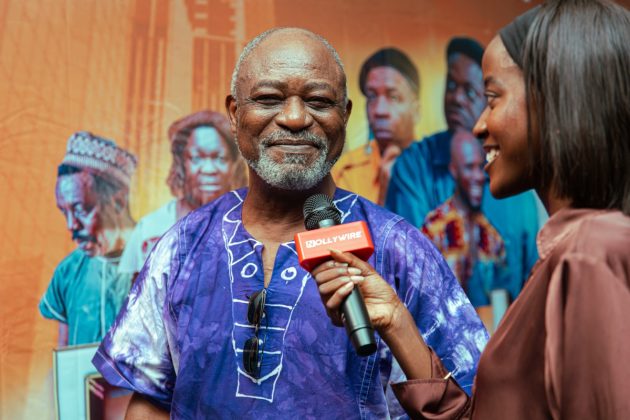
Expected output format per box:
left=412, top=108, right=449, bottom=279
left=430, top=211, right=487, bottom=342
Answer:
left=94, top=188, right=488, bottom=419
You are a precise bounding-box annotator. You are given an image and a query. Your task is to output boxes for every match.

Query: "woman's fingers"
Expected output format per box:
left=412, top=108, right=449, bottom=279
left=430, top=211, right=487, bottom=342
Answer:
left=328, top=249, right=375, bottom=276
left=313, top=265, right=363, bottom=284
left=325, top=281, right=355, bottom=326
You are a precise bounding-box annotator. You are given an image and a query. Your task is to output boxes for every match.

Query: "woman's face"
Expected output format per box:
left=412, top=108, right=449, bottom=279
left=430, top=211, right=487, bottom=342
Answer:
left=473, top=36, right=535, bottom=198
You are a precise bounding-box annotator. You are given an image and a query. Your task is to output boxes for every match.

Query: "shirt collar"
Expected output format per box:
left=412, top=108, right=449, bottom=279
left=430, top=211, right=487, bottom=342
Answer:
left=536, top=207, right=607, bottom=259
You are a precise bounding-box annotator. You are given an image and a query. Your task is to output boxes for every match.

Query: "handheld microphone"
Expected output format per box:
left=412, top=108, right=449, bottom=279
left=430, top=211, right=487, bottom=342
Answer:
left=295, top=194, right=377, bottom=356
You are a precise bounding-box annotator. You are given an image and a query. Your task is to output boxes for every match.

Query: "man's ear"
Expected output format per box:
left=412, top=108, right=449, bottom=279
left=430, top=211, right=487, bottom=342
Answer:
left=412, top=97, right=421, bottom=126
left=111, top=189, right=128, bottom=214
left=448, top=162, right=457, bottom=180
left=343, top=99, right=353, bottom=126
left=225, top=95, right=238, bottom=138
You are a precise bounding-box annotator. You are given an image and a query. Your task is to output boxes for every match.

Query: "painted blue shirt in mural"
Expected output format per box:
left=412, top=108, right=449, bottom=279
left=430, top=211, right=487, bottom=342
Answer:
left=39, top=250, right=132, bottom=346
left=385, top=130, right=541, bottom=300
left=93, top=188, right=488, bottom=419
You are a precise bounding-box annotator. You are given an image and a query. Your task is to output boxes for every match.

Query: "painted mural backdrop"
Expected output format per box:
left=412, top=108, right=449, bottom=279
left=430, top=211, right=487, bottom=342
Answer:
left=4, top=0, right=603, bottom=417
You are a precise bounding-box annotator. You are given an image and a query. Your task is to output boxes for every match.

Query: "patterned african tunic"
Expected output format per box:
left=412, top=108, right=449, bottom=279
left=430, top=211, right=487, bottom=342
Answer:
left=93, top=188, right=488, bottom=419
left=422, top=197, right=508, bottom=307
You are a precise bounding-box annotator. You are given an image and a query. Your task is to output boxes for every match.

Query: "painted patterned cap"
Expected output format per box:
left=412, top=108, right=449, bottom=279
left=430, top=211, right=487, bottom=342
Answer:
left=61, top=131, right=137, bottom=188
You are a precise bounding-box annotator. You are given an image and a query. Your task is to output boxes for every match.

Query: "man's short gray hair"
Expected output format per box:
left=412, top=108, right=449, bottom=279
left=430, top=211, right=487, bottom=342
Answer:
left=230, top=27, right=348, bottom=105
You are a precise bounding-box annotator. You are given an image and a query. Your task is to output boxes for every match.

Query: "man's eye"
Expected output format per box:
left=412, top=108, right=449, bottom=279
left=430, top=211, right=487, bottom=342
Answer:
left=466, top=87, right=480, bottom=101
left=306, top=97, right=334, bottom=109
left=254, top=95, right=283, bottom=105
left=74, top=205, right=87, bottom=216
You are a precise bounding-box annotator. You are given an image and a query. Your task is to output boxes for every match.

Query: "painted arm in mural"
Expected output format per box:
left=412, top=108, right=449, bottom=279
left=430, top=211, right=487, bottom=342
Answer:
left=57, top=323, right=68, bottom=347
left=125, top=392, right=169, bottom=419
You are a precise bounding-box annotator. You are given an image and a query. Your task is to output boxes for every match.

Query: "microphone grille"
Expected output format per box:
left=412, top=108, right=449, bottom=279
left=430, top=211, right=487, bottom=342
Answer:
left=303, top=194, right=341, bottom=230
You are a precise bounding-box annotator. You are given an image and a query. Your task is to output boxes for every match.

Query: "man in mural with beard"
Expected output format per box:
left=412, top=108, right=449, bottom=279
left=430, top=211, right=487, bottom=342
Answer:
left=118, top=110, right=246, bottom=279
left=39, top=132, right=137, bottom=346
left=333, top=47, right=419, bottom=205
left=93, top=28, right=487, bottom=418
left=386, top=37, right=540, bottom=303
left=422, top=131, right=507, bottom=333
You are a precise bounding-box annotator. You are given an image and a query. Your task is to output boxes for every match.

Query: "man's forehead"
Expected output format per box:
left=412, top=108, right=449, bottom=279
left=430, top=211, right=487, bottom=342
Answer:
left=452, top=133, right=481, bottom=157
left=241, top=31, right=341, bottom=83
left=448, top=53, right=482, bottom=77
left=56, top=172, right=93, bottom=197
left=365, top=66, right=412, bottom=90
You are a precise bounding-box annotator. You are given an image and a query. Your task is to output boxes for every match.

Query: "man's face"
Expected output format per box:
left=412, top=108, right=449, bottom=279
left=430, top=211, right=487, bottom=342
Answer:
left=227, top=30, right=351, bottom=191
left=450, top=132, right=486, bottom=211
left=183, top=126, right=233, bottom=207
left=364, top=66, right=418, bottom=151
left=444, top=53, right=485, bottom=132
left=56, top=172, right=116, bottom=256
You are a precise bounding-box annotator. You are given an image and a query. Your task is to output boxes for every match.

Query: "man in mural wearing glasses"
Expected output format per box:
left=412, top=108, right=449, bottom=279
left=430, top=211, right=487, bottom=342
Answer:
left=94, top=28, right=487, bottom=418
left=385, top=37, right=541, bottom=304
left=39, top=132, right=137, bottom=346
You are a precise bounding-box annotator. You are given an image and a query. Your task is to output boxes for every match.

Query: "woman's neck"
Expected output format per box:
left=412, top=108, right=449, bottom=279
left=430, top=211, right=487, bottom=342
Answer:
left=536, top=184, right=572, bottom=216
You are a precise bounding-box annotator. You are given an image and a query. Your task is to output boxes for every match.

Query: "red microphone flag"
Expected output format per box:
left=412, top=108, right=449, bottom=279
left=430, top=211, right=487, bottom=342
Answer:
left=294, top=221, right=374, bottom=271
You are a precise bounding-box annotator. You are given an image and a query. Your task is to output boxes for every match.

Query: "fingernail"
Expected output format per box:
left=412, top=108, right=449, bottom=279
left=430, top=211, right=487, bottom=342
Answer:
left=342, top=282, right=354, bottom=291
left=328, top=248, right=342, bottom=254
left=334, top=262, right=348, bottom=267
left=347, top=267, right=362, bottom=275
left=350, top=275, right=365, bottom=282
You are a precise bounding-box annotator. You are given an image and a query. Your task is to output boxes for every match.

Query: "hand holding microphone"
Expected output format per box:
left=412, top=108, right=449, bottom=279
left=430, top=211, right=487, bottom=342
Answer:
left=295, top=194, right=402, bottom=356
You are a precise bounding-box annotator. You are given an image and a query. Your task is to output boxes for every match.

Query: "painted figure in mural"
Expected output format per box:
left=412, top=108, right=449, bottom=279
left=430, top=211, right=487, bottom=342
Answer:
left=313, top=0, right=630, bottom=417
left=94, top=28, right=488, bottom=419
left=385, top=36, right=540, bottom=304
left=332, top=47, right=419, bottom=205
left=39, top=132, right=137, bottom=347
left=421, top=131, right=507, bottom=333
left=118, top=110, right=247, bottom=279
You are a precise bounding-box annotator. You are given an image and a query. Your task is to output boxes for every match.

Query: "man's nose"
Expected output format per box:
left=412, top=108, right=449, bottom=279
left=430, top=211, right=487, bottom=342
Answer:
left=373, top=95, right=390, bottom=116
left=452, top=86, right=468, bottom=106
left=66, top=212, right=80, bottom=231
left=276, top=97, right=314, bottom=132
left=199, top=158, right=221, bottom=174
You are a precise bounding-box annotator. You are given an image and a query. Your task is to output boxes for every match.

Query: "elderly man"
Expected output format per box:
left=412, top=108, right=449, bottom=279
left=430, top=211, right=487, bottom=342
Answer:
left=119, top=110, right=246, bottom=278
left=386, top=37, right=540, bottom=302
left=333, top=48, right=419, bottom=205
left=422, top=131, right=508, bottom=333
left=39, top=131, right=137, bottom=346
left=94, top=28, right=487, bottom=418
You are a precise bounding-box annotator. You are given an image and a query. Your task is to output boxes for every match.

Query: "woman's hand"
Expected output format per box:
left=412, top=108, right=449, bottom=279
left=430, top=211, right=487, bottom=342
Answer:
left=310, top=249, right=404, bottom=335
left=311, top=249, right=434, bottom=381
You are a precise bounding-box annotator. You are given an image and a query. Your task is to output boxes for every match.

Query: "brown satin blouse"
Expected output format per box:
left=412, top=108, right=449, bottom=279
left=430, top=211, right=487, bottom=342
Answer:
left=392, top=208, right=630, bottom=419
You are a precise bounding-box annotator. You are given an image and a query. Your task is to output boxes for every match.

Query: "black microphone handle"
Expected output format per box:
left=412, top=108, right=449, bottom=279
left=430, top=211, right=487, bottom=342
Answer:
left=341, top=281, right=377, bottom=356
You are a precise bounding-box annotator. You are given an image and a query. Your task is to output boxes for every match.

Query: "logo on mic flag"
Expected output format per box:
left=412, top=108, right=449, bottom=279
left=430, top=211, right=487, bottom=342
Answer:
left=295, top=221, right=374, bottom=271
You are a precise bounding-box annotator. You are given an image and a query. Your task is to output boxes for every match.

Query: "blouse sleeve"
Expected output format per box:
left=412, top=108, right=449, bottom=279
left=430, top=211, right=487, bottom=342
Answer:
left=544, top=253, right=630, bottom=418
left=391, top=348, right=472, bottom=419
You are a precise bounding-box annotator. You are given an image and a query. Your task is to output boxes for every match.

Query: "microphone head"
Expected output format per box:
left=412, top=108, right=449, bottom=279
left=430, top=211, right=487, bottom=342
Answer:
left=303, top=194, right=342, bottom=230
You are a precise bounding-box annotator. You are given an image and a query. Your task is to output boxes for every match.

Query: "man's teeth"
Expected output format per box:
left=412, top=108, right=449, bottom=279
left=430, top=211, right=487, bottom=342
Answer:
left=486, top=149, right=500, bottom=164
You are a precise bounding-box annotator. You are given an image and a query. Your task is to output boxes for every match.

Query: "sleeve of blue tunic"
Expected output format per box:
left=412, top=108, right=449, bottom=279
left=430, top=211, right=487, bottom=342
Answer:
left=39, top=260, right=70, bottom=323
left=386, top=222, right=488, bottom=396
left=92, top=226, right=180, bottom=411
left=385, top=143, right=431, bottom=228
